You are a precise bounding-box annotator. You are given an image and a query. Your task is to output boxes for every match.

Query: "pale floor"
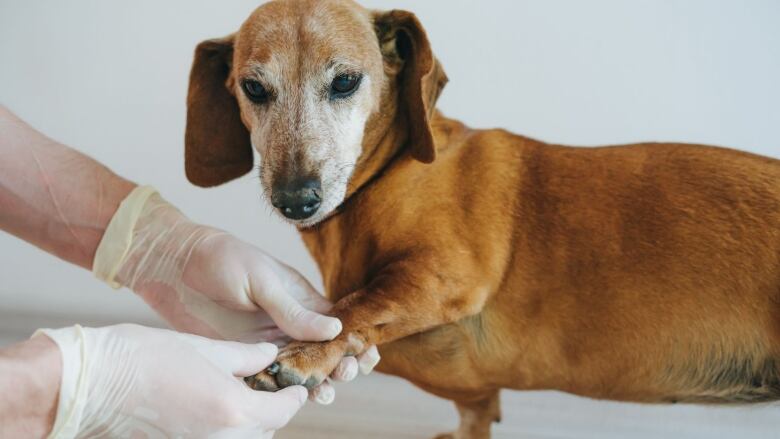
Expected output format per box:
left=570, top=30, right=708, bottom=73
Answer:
left=3, top=313, right=780, bottom=439
left=279, top=373, right=780, bottom=439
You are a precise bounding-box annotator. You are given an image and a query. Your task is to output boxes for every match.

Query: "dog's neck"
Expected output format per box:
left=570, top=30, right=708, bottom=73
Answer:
left=305, top=110, right=454, bottom=228
left=316, top=110, right=411, bottom=221
left=350, top=119, right=407, bottom=194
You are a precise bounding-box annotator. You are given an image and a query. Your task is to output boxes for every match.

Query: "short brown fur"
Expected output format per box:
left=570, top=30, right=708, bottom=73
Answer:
left=185, top=1, right=780, bottom=437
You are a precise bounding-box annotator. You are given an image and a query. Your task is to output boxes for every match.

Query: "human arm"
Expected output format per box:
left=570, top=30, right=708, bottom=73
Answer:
left=0, top=105, right=336, bottom=342
left=1, top=324, right=307, bottom=438
left=0, top=104, right=135, bottom=269
left=0, top=105, right=379, bottom=400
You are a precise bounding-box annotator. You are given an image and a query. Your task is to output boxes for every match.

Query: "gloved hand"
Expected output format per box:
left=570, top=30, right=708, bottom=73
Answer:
left=92, top=186, right=379, bottom=403
left=38, top=324, right=304, bottom=439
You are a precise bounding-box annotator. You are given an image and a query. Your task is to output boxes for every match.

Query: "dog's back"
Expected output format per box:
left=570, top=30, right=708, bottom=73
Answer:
left=497, top=135, right=780, bottom=403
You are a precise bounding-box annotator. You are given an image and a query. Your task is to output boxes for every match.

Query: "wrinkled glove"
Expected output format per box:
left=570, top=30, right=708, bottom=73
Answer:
left=37, top=324, right=304, bottom=439
left=92, top=186, right=379, bottom=403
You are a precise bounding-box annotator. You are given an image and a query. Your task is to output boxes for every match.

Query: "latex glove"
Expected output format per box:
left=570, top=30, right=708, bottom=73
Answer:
left=37, top=324, right=303, bottom=439
left=92, top=187, right=380, bottom=403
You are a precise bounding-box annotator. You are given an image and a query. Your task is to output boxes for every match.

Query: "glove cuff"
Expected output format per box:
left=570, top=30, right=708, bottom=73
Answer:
left=33, top=326, right=88, bottom=439
left=92, top=185, right=158, bottom=288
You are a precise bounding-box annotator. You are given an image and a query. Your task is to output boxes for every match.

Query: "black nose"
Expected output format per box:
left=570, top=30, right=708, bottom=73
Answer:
left=271, top=178, right=322, bottom=220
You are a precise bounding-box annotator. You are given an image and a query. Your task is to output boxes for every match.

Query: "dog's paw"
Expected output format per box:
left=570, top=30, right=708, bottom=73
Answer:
left=433, top=434, right=455, bottom=439
left=245, top=341, right=343, bottom=392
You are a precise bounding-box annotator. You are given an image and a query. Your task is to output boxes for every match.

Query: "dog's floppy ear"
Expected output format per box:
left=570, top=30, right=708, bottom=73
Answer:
left=185, top=35, right=252, bottom=187
left=374, top=10, right=448, bottom=164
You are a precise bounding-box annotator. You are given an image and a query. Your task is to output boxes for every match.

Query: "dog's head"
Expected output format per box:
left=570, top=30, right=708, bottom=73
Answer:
left=185, top=0, right=447, bottom=226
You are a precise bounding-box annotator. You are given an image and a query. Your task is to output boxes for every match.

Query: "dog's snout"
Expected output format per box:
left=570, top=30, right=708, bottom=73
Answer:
left=271, top=178, right=322, bottom=220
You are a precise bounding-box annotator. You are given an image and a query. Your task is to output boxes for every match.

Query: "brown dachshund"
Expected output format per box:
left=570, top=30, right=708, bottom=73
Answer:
left=183, top=0, right=780, bottom=437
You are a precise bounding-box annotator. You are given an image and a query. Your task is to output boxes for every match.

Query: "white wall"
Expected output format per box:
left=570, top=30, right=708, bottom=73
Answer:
left=1, top=0, right=779, bottom=437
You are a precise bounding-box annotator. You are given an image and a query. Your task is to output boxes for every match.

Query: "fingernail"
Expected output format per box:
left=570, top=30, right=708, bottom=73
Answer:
left=360, top=350, right=380, bottom=375
left=332, top=360, right=352, bottom=381
left=336, top=358, right=358, bottom=381
left=315, top=385, right=335, bottom=405
left=324, top=318, right=342, bottom=338
left=344, top=363, right=358, bottom=381
left=258, top=343, right=278, bottom=358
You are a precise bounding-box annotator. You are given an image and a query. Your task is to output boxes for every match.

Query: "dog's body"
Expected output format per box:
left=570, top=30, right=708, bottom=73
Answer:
left=306, top=115, right=780, bottom=403
left=184, top=1, right=780, bottom=436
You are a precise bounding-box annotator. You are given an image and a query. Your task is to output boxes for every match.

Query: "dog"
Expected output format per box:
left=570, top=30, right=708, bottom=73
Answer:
left=183, top=0, right=780, bottom=437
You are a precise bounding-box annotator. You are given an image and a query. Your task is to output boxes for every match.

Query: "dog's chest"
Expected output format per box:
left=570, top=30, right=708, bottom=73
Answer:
left=299, top=217, right=376, bottom=302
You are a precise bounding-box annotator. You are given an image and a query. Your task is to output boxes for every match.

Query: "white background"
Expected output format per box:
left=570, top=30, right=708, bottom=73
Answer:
left=1, top=1, right=779, bottom=437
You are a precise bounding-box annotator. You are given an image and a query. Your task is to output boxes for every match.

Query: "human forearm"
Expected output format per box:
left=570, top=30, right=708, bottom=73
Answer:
left=0, top=335, right=61, bottom=438
left=0, top=105, right=135, bottom=269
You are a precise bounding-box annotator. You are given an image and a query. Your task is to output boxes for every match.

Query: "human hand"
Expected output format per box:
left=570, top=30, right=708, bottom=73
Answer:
left=93, top=187, right=379, bottom=403
left=38, top=324, right=305, bottom=438
left=167, top=229, right=381, bottom=403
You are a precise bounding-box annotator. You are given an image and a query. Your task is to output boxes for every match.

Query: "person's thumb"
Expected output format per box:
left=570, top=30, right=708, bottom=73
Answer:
left=254, top=289, right=342, bottom=341
left=231, top=342, right=279, bottom=377
left=186, top=336, right=279, bottom=376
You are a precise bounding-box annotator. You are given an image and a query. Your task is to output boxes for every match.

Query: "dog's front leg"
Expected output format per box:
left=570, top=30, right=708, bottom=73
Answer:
left=245, top=260, right=490, bottom=391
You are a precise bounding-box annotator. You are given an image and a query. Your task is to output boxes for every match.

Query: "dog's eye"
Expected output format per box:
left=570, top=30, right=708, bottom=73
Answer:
left=242, top=80, right=269, bottom=103
left=331, top=73, right=362, bottom=98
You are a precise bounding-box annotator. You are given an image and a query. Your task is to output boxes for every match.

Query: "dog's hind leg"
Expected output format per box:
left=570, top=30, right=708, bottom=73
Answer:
left=434, top=391, right=501, bottom=439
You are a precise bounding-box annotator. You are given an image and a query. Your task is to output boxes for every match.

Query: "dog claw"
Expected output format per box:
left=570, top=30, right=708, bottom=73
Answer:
left=267, top=361, right=281, bottom=375
left=244, top=372, right=278, bottom=392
